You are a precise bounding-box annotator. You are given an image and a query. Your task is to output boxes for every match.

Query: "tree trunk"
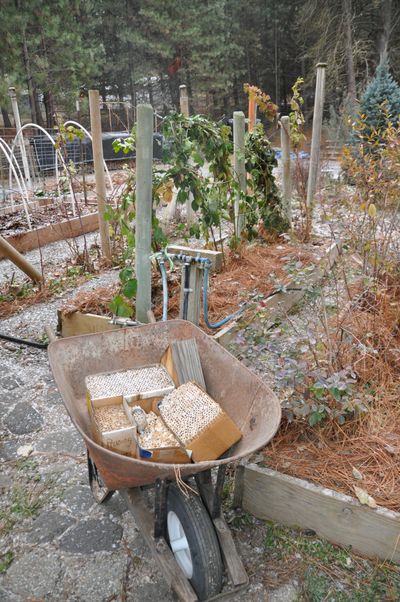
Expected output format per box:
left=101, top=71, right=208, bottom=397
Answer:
left=1, top=107, right=12, bottom=128
left=343, top=0, right=356, bottom=105
left=43, top=91, right=55, bottom=128
left=22, top=32, right=38, bottom=124
left=378, top=0, right=392, bottom=62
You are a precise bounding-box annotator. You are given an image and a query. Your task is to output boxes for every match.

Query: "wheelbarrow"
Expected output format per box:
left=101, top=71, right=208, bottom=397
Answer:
left=48, top=320, right=281, bottom=601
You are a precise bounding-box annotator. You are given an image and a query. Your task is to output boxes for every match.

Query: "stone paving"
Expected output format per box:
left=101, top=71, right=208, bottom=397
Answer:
left=0, top=233, right=301, bottom=601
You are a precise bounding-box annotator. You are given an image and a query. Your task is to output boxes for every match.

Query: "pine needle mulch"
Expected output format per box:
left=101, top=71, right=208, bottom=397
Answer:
left=264, top=283, right=400, bottom=512
left=153, top=243, right=315, bottom=329
left=60, top=242, right=317, bottom=326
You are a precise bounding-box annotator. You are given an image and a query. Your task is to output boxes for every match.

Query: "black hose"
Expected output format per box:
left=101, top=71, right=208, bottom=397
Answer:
left=0, top=332, right=48, bottom=349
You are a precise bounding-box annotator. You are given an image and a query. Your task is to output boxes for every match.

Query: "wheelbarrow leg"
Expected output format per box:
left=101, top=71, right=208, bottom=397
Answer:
left=87, top=451, right=115, bottom=504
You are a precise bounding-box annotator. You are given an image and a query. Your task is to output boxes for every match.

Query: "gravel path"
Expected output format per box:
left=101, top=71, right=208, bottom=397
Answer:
left=0, top=236, right=299, bottom=601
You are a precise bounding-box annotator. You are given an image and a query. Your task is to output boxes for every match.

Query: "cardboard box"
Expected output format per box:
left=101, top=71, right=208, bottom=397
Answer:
left=159, top=382, right=242, bottom=462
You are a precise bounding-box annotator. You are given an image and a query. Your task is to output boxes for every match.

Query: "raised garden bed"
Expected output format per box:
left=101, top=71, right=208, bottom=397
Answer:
left=234, top=464, right=400, bottom=563
left=57, top=239, right=335, bottom=336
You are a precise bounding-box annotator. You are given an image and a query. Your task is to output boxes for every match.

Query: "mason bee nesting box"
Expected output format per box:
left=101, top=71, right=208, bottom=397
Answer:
left=85, top=364, right=175, bottom=399
left=88, top=394, right=136, bottom=456
left=122, top=397, right=189, bottom=464
left=86, top=364, right=175, bottom=457
left=159, top=382, right=242, bottom=462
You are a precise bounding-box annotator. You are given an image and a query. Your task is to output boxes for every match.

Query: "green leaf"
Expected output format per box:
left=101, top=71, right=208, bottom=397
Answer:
left=122, top=278, right=137, bottom=299
left=109, top=295, right=133, bottom=317
left=119, top=267, right=134, bottom=284
left=308, top=411, right=325, bottom=427
left=329, top=387, right=342, bottom=401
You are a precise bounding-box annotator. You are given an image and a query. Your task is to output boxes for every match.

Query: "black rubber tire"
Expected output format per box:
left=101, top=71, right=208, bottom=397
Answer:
left=87, top=453, right=115, bottom=504
left=166, top=484, right=223, bottom=601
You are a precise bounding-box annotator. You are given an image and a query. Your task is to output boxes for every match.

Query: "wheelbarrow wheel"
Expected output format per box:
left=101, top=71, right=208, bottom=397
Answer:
left=166, top=484, right=223, bottom=601
left=87, top=452, right=114, bottom=504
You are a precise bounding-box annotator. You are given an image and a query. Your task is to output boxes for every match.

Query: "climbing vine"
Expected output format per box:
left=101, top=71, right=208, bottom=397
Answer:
left=106, top=110, right=288, bottom=315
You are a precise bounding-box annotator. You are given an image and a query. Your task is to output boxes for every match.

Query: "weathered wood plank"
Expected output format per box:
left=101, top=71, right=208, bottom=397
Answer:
left=58, top=310, right=118, bottom=338
left=167, top=244, right=223, bottom=272
left=121, top=488, right=198, bottom=602
left=213, top=517, right=248, bottom=586
left=0, top=212, right=99, bottom=259
left=240, top=464, right=400, bottom=563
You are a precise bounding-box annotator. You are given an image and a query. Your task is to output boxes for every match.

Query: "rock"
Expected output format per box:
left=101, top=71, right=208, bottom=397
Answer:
left=3, top=402, right=43, bottom=435
left=5, top=549, right=63, bottom=598
left=27, top=510, right=75, bottom=545
left=62, top=485, right=95, bottom=515
left=0, top=375, right=24, bottom=390
left=59, top=517, right=123, bottom=553
left=132, top=581, right=173, bottom=602
left=0, top=440, right=19, bottom=462
left=101, top=492, right=128, bottom=518
left=16, top=444, right=33, bottom=457
left=0, top=389, right=21, bottom=408
left=66, top=554, right=126, bottom=602
left=35, top=430, right=83, bottom=456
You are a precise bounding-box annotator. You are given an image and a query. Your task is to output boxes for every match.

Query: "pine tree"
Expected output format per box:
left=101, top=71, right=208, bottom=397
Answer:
left=359, top=60, right=400, bottom=134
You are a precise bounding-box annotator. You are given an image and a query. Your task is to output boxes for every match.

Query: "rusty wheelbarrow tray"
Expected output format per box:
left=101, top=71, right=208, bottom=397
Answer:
left=48, top=320, right=281, bottom=601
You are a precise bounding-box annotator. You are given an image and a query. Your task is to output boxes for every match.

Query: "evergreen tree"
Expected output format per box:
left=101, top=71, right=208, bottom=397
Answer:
left=359, top=60, right=400, bottom=135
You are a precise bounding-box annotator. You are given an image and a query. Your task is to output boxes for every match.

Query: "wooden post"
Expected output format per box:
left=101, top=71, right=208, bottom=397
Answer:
left=179, top=264, right=202, bottom=325
left=0, top=235, right=42, bottom=282
left=179, top=84, right=189, bottom=117
left=233, top=111, right=246, bottom=235
left=280, top=115, right=292, bottom=225
left=248, top=94, right=256, bottom=132
left=306, top=63, right=327, bottom=235
left=8, top=87, right=32, bottom=190
left=179, top=85, right=195, bottom=225
left=88, top=90, right=111, bottom=259
left=172, top=245, right=223, bottom=325
left=135, top=103, right=154, bottom=323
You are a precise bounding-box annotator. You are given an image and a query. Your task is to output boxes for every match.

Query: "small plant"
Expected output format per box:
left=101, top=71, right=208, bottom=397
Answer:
left=244, top=125, right=289, bottom=238
left=109, top=266, right=137, bottom=318
left=0, top=551, right=14, bottom=573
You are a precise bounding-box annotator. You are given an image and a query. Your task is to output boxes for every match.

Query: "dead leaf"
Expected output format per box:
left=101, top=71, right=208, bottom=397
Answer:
left=353, top=486, right=378, bottom=508
left=352, top=467, right=363, bottom=481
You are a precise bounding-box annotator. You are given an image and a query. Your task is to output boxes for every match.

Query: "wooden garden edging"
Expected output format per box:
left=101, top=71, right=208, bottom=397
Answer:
left=0, top=212, right=99, bottom=259
left=234, top=464, right=400, bottom=563
left=214, top=238, right=342, bottom=347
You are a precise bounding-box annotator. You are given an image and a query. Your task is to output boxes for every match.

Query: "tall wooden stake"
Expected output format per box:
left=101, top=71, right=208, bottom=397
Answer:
left=135, top=104, right=154, bottom=323
left=280, top=115, right=292, bottom=226
left=8, top=87, right=32, bottom=190
left=88, top=90, right=111, bottom=259
left=306, top=63, right=327, bottom=236
left=233, top=111, right=246, bottom=235
left=179, top=84, right=195, bottom=225
left=179, top=84, right=189, bottom=117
